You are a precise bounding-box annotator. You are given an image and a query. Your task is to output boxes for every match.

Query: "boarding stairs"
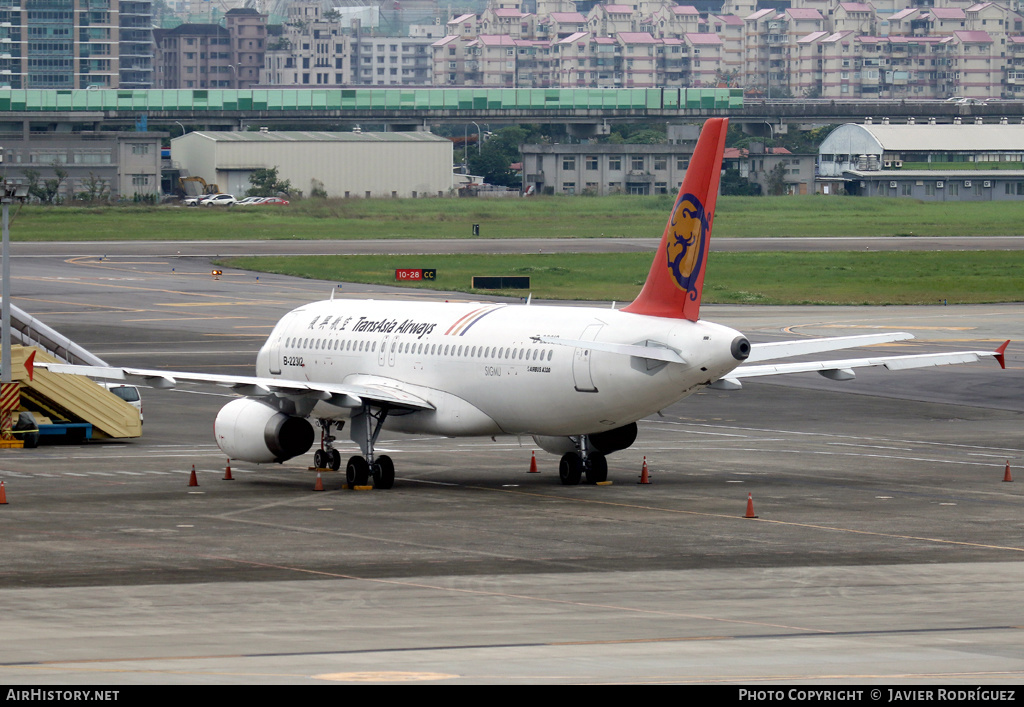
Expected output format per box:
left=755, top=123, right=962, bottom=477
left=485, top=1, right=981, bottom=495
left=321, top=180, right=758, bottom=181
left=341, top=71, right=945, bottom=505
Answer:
left=2, top=301, right=141, bottom=440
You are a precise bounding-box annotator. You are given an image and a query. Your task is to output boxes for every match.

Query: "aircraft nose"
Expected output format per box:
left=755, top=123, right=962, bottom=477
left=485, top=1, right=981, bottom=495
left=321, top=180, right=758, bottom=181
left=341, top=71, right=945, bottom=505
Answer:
left=731, top=336, right=751, bottom=361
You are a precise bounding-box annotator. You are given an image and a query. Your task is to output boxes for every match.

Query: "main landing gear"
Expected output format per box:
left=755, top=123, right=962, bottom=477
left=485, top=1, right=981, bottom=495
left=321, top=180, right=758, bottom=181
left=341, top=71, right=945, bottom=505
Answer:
left=345, top=404, right=395, bottom=490
left=314, top=409, right=396, bottom=489
left=558, top=436, right=608, bottom=486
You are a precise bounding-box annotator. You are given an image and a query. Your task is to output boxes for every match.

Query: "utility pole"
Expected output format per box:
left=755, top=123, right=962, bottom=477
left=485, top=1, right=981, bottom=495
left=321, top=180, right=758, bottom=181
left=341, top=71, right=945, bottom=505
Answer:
left=1, top=181, right=28, bottom=444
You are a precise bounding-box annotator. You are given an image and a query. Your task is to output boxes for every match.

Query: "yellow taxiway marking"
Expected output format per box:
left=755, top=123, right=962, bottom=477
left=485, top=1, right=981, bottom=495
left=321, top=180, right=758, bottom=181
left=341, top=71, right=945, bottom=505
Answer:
left=313, top=672, right=459, bottom=683
left=122, top=316, right=251, bottom=322
left=814, top=325, right=976, bottom=331
left=155, top=301, right=290, bottom=307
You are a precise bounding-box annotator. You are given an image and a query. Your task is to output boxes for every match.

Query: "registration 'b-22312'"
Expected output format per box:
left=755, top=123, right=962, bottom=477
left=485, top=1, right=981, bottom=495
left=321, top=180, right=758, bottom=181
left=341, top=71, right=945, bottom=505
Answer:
left=35, top=118, right=1009, bottom=489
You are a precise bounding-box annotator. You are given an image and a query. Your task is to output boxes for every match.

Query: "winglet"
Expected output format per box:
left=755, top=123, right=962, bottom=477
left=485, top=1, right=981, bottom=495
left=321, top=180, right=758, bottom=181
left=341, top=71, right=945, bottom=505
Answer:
left=622, top=117, right=729, bottom=321
left=995, top=340, right=1009, bottom=369
left=25, top=349, right=35, bottom=382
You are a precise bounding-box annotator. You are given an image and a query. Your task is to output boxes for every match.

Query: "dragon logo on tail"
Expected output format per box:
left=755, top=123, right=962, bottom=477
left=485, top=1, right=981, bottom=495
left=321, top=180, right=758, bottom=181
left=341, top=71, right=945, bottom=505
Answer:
left=665, top=193, right=708, bottom=300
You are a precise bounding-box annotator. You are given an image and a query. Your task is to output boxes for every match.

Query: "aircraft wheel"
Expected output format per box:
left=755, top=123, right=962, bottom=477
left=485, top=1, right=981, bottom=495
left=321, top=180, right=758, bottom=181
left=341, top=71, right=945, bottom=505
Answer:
left=346, top=455, right=369, bottom=487
left=559, top=453, right=583, bottom=485
left=313, top=449, right=327, bottom=469
left=329, top=449, right=342, bottom=472
left=373, top=455, right=395, bottom=490
left=585, top=454, right=608, bottom=484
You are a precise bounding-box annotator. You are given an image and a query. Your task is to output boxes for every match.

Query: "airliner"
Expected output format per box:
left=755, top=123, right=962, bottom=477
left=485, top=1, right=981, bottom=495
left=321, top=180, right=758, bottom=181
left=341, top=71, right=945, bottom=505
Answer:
left=33, top=118, right=1008, bottom=488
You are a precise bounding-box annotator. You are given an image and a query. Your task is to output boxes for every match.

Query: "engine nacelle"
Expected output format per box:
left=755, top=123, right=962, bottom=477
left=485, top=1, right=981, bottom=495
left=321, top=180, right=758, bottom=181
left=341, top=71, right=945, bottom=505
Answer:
left=589, top=422, right=638, bottom=455
left=532, top=422, right=638, bottom=457
left=214, top=398, right=314, bottom=464
left=531, top=435, right=577, bottom=457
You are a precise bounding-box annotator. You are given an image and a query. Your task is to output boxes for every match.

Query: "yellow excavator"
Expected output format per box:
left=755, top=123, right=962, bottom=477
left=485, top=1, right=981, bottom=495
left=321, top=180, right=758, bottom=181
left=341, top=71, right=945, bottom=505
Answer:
left=179, top=176, right=221, bottom=205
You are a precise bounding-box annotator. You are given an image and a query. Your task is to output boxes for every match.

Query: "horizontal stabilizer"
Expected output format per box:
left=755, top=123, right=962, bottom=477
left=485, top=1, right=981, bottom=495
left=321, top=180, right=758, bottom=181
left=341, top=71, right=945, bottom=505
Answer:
left=747, top=332, right=914, bottom=363
left=733, top=348, right=1003, bottom=380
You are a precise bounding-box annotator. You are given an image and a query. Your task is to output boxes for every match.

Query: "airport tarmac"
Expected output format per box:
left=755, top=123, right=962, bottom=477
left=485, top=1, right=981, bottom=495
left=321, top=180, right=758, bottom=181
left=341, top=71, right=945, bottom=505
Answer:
left=0, top=246, right=1022, bottom=684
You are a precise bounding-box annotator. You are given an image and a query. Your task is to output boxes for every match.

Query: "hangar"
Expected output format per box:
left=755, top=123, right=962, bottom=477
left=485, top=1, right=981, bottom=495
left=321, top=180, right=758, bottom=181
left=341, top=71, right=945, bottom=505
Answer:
left=170, top=130, right=453, bottom=198
left=817, top=121, right=1024, bottom=200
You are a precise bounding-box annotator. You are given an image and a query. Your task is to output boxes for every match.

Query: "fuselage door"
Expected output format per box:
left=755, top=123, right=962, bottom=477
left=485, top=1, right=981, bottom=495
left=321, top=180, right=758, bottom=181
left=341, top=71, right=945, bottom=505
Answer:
left=267, top=322, right=289, bottom=376
left=573, top=323, right=604, bottom=392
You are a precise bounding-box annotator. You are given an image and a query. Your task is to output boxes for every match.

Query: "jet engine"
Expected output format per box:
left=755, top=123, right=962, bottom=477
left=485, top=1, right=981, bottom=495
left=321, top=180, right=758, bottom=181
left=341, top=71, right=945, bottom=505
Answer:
left=532, top=422, right=638, bottom=457
left=589, top=422, right=638, bottom=455
left=214, top=398, right=314, bottom=464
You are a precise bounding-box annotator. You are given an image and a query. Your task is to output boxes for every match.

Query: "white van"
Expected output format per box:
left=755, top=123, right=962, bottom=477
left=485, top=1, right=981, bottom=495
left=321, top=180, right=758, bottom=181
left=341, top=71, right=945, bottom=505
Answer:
left=103, top=383, right=143, bottom=424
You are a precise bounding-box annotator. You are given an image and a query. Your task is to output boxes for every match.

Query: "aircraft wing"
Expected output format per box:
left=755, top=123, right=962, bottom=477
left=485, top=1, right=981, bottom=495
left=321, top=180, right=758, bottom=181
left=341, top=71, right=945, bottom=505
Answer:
left=533, top=336, right=686, bottom=364
left=713, top=340, right=1009, bottom=389
left=32, top=361, right=435, bottom=411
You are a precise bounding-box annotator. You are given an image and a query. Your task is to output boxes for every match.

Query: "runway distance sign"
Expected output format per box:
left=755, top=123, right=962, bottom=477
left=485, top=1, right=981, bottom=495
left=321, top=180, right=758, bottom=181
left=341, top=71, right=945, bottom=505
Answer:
left=395, top=269, right=437, bottom=282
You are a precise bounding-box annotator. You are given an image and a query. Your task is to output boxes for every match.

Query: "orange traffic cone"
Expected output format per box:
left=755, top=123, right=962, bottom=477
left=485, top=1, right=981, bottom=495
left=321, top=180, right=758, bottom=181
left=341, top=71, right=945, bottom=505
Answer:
left=1004, top=460, right=1013, bottom=483
left=528, top=451, right=539, bottom=473
left=0, top=480, right=7, bottom=505
left=223, top=459, right=234, bottom=481
left=638, top=457, right=650, bottom=485
left=188, top=465, right=199, bottom=487
left=745, top=493, right=758, bottom=519
left=314, top=471, right=324, bottom=492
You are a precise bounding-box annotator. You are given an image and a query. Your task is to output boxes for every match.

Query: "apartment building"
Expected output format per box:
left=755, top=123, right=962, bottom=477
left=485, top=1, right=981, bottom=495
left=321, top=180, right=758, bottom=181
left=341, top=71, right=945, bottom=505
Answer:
left=155, top=8, right=264, bottom=89
left=262, top=2, right=350, bottom=86
left=430, top=0, right=1024, bottom=99
left=0, top=0, right=153, bottom=89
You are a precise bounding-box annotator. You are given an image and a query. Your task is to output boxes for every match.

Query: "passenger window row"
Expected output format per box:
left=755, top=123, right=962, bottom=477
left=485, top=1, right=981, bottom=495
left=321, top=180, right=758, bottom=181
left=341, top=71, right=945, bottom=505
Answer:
left=285, top=336, right=555, bottom=362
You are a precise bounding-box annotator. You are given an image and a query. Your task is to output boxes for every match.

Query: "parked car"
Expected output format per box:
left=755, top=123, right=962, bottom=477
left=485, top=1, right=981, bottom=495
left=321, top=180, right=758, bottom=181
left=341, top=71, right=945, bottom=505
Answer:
left=183, top=195, right=205, bottom=206
left=200, top=193, right=236, bottom=207
left=255, top=196, right=290, bottom=206
left=235, top=196, right=265, bottom=206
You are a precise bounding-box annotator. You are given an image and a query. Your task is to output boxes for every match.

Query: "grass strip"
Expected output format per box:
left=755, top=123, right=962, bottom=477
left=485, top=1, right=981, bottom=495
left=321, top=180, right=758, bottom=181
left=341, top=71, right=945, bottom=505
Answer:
left=8, top=196, right=1024, bottom=241
left=221, top=251, right=1024, bottom=306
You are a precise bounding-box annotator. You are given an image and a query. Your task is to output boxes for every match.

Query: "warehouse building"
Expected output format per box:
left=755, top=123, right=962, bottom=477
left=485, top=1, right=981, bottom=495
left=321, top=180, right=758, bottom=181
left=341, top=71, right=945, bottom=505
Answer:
left=817, top=121, right=1024, bottom=200
left=170, top=130, right=453, bottom=198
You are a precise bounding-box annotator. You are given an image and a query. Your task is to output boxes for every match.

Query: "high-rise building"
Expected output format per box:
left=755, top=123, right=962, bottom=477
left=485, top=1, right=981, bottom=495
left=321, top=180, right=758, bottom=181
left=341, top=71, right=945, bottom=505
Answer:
left=0, top=0, right=153, bottom=89
left=155, top=8, right=265, bottom=89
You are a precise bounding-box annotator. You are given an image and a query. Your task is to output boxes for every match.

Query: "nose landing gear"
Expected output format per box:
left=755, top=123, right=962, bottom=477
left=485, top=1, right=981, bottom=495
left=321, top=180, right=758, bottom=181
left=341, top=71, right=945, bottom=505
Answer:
left=314, top=419, right=343, bottom=471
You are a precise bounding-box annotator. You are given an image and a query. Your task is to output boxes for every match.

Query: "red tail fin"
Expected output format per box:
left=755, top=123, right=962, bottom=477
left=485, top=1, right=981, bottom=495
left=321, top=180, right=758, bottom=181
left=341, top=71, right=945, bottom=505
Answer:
left=622, top=118, right=728, bottom=321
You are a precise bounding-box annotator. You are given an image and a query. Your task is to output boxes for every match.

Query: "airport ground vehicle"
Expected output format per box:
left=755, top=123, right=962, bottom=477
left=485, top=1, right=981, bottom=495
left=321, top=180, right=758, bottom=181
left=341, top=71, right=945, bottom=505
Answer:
left=103, top=383, right=142, bottom=423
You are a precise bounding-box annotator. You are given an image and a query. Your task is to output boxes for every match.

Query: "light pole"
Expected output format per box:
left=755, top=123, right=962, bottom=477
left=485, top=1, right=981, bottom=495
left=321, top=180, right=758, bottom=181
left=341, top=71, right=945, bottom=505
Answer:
left=1, top=181, right=28, bottom=442
left=472, top=121, right=482, bottom=154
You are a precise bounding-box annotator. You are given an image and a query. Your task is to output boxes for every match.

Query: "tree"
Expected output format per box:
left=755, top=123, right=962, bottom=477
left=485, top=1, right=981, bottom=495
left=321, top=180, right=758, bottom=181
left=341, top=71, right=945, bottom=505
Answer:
left=467, top=126, right=530, bottom=187
left=23, top=164, right=68, bottom=204
left=77, top=172, right=110, bottom=203
left=246, top=167, right=292, bottom=197
left=720, top=168, right=760, bottom=196
left=765, top=162, right=788, bottom=196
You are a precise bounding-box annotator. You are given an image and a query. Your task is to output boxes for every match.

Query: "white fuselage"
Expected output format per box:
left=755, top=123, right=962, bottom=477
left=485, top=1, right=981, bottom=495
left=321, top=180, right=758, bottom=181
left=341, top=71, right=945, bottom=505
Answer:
left=255, top=299, right=745, bottom=437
